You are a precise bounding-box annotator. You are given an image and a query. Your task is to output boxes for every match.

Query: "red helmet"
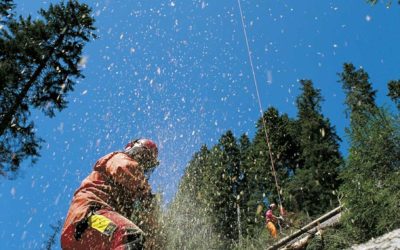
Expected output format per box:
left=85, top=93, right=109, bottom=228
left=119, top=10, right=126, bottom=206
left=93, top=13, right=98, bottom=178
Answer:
left=124, top=138, right=159, bottom=171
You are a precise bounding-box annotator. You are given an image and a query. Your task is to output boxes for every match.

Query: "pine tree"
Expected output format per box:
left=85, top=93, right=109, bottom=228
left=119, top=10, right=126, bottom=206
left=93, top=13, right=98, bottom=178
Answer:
left=340, top=108, right=400, bottom=241
left=169, top=134, right=244, bottom=248
left=236, top=133, right=255, bottom=237
left=388, top=80, right=400, bottom=110
left=166, top=144, right=221, bottom=249
left=43, top=220, right=62, bottom=250
left=208, top=130, right=242, bottom=245
left=339, top=63, right=400, bottom=241
left=339, top=63, right=378, bottom=123
left=0, top=0, right=13, bottom=23
left=0, top=0, right=96, bottom=177
left=165, top=189, right=222, bottom=250
left=180, top=145, right=210, bottom=204
left=238, top=107, right=300, bottom=237
left=252, top=108, right=299, bottom=206
left=287, top=80, right=342, bottom=217
left=366, top=0, right=400, bottom=6
left=244, top=110, right=275, bottom=234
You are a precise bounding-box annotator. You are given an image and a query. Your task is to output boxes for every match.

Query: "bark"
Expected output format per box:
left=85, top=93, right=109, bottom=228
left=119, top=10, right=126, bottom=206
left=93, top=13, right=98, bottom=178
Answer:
left=267, top=206, right=342, bottom=250
left=0, top=29, right=66, bottom=135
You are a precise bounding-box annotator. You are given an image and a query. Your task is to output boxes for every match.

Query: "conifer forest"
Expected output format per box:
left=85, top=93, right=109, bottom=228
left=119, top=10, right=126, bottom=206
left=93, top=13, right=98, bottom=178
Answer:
left=0, top=0, right=399, bottom=249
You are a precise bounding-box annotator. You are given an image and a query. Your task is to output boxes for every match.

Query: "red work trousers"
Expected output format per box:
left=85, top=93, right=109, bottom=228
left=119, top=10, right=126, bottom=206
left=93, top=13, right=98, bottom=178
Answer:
left=61, top=209, right=144, bottom=250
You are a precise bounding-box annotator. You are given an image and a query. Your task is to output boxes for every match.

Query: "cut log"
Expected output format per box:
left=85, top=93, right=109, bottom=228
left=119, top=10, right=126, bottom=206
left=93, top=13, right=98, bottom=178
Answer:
left=285, top=234, right=313, bottom=250
left=284, top=213, right=342, bottom=249
left=267, top=206, right=343, bottom=250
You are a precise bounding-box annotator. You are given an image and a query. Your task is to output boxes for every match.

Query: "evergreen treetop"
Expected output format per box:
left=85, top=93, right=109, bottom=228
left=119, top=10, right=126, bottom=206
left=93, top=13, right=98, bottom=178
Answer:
left=0, top=0, right=96, bottom=177
left=339, top=63, right=378, bottom=122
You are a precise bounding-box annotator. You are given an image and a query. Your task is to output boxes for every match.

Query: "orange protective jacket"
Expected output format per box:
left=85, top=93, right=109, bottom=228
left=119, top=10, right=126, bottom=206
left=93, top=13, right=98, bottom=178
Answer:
left=61, top=152, right=152, bottom=236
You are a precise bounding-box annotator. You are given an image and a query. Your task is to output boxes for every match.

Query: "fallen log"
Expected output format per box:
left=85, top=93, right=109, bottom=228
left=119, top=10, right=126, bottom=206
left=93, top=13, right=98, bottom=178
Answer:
left=284, top=212, right=342, bottom=249
left=267, top=206, right=343, bottom=250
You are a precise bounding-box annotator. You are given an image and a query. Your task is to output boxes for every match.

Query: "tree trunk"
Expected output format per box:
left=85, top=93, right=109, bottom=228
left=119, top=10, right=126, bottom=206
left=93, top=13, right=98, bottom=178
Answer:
left=267, top=206, right=342, bottom=250
left=0, top=29, right=66, bottom=135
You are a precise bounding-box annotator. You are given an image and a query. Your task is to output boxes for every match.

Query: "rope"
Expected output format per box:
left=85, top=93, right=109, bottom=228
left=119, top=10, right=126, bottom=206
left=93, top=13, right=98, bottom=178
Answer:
left=236, top=0, right=283, bottom=209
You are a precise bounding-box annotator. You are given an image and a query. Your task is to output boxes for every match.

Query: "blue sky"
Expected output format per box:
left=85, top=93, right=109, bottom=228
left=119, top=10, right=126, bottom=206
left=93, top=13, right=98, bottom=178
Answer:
left=0, top=0, right=399, bottom=248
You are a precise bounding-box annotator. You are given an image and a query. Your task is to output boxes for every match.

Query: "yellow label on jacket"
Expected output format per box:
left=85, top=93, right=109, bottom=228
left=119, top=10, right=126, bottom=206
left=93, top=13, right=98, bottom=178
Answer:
left=88, top=214, right=112, bottom=233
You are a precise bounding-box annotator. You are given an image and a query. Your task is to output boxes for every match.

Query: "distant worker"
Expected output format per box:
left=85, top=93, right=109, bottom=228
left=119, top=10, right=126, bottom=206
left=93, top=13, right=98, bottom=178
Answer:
left=265, top=203, right=284, bottom=239
left=61, top=138, right=159, bottom=250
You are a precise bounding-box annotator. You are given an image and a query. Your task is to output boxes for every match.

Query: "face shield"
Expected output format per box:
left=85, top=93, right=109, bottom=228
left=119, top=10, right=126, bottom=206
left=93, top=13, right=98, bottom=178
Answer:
left=124, top=138, right=159, bottom=174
